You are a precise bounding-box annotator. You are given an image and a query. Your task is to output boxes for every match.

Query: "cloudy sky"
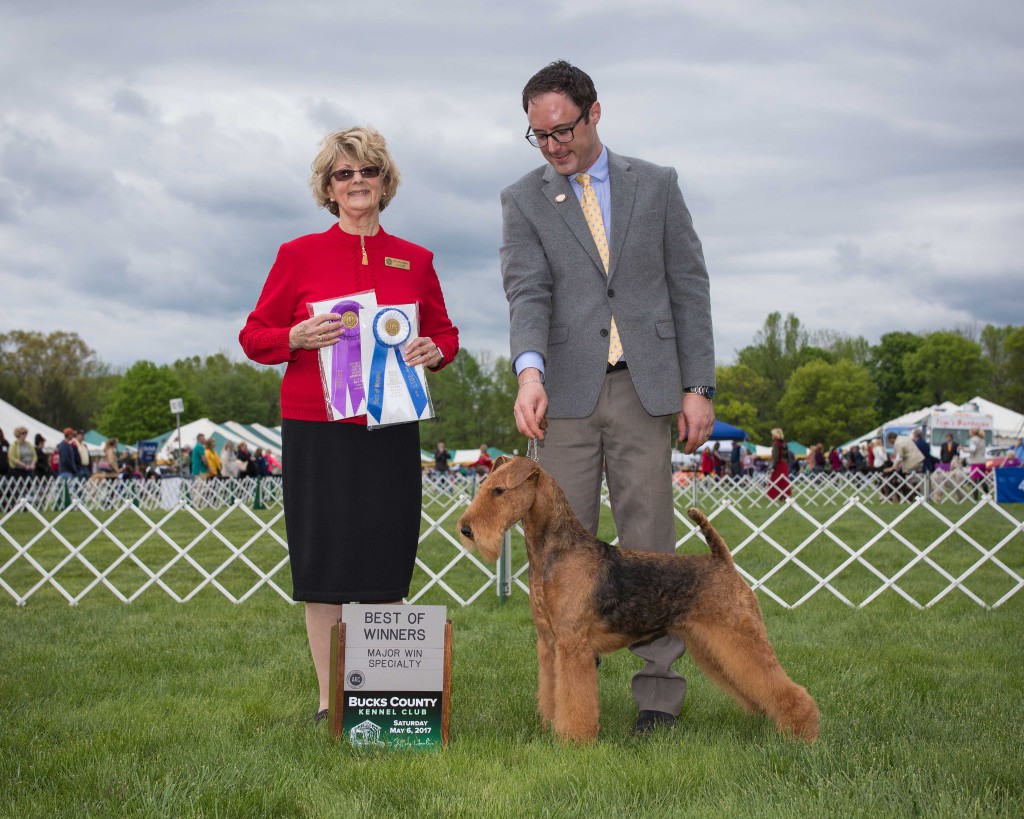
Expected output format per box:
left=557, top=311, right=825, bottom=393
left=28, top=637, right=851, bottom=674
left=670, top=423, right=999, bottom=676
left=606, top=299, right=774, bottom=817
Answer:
left=2, top=0, right=1022, bottom=372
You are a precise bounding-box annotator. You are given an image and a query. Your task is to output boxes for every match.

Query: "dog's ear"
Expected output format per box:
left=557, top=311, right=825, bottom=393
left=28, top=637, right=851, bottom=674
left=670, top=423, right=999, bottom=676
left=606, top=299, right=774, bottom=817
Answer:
left=492, top=454, right=514, bottom=471
left=494, top=456, right=539, bottom=488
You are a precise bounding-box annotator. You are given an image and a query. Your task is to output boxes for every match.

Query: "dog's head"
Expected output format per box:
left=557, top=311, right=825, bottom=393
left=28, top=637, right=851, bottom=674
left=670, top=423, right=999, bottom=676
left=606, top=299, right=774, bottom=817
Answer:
left=457, top=456, right=541, bottom=562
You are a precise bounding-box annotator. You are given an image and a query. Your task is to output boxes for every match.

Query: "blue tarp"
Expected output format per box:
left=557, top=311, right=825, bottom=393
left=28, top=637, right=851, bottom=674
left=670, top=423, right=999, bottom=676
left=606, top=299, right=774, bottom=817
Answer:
left=710, top=420, right=748, bottom=440
left=995, top=467, right=1024, bottom=503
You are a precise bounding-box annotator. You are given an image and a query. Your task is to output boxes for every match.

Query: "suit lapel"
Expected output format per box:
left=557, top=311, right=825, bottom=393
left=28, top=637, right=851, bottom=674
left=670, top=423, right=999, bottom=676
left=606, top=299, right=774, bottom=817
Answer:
left=607, top=150, right=637, bottom=283
left=542, top=165, right=606, bottom=276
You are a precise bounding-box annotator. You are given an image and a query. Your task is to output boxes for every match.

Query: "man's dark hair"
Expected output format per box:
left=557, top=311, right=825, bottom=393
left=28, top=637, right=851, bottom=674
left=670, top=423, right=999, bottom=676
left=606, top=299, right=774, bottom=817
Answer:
left=522, top=60, right=598, bottom=115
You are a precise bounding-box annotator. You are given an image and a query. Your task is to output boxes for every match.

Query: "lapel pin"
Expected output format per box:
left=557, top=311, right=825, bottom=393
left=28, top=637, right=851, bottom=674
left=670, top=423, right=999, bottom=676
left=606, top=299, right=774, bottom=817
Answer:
left=555, top=193, right=566, bottom=203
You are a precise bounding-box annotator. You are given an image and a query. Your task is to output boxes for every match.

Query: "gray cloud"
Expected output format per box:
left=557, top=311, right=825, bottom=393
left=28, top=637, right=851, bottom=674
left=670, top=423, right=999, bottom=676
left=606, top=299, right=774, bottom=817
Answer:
left=0, top=0, right=1021, bottom=372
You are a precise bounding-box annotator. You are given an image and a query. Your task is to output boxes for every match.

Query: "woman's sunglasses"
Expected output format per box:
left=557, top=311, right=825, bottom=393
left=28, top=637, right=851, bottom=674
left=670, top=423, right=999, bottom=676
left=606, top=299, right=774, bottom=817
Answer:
left=330, top=166, right=381, bottom=182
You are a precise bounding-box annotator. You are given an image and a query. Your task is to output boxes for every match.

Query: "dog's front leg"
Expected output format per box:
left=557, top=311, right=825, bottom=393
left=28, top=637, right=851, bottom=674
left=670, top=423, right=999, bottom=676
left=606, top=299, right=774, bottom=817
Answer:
left=529, top=581, right=557, bottom=730
left=536, top=627, right=556, bottom=728
left=552, top=640, right=600, bottom=743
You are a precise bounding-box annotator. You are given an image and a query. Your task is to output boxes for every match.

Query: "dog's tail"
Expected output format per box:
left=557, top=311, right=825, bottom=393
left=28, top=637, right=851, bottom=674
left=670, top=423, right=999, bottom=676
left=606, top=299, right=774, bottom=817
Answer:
left=687, top=508, right=734, bottom=565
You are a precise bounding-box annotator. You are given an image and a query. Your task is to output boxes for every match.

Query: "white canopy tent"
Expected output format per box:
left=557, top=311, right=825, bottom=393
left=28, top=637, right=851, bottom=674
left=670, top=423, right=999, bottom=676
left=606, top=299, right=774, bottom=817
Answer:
left=0, top=397, right=103, bottom=455
left=966, top=396, right=1024, bottom=442
left=0, top=396, right=65, bottom=449
left=840, top=396, right=1024, bottom=450
left=153, top=418, right=283, bottom=463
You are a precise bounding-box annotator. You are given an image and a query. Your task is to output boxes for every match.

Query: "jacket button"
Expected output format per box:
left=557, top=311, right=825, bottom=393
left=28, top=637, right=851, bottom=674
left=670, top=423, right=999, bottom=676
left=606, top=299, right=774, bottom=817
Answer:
left=607, top=288, right=615, bottom=297
left=600, top=329, right=609, bottom=338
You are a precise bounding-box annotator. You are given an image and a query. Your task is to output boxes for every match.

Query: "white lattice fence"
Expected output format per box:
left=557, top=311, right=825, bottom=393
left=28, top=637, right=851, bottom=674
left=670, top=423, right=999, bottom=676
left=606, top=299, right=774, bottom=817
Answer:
left=1, top=474, right=1021, bottom=608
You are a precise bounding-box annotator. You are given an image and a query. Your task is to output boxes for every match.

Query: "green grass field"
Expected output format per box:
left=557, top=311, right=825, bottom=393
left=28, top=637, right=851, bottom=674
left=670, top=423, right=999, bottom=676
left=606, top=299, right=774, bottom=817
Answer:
left=2, top=503, right=1023, bottom=817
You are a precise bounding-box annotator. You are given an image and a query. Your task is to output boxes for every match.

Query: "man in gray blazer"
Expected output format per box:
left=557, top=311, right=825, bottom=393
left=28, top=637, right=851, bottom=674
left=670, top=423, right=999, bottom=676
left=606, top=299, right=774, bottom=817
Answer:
left=500, top=60, right=716, bottom=736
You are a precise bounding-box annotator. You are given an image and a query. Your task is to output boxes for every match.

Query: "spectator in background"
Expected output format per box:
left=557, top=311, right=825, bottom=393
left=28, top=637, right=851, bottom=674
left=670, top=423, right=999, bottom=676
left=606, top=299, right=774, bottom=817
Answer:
left=828, top=446, right=842, bottom=472
left=871, top=438, right=888, bottom=472
left=730, top=441, right=743, bottom=477
left=253, top=448, right=269, bottom=477
left=471, top=444, right=493, bottom=476
left=964, top=428, right=987, bottom=481
left=34, top=434, right=50, bottom=476
left=809, top=444, right=825, bottom=475
left=205, top=437, right=222, bottom=478
left=939, top=433, right=959, bottom=466
left=0, top=429, right=9, bottom=476
left=75, top=430, right=92, bottom=478
left=191, top=434, right=209, bottom=479
left=57, top=428, right=81, bottom=478
left=711, top=442, right=725, bottom=477
left=860, top=442, right=872, bottom=472
left=1013, top=437, right=1024, bottom=464
left=221, top=441, right=239, bottom=478
left=266, top=451, right=283, bottom=475
left=99, top=438, right=119, bottom=474
left=236, top=441, right=252, bottom=476
left=888, top=430, right=924, bottom=474
left=700, top=447, right=714, bottom=478
left=8, top=427, right=36, bottom=477
left=742, top=445, right=754, bottom=477
left=767, top=428, right=791, bottom=500
left=433, top=442, right=451, bottom=480
left=911, top=428, right=935, bottom=473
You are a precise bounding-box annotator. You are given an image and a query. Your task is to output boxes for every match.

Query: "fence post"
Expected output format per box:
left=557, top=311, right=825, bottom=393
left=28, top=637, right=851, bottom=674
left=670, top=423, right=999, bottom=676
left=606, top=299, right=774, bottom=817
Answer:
left=692, top=472, right=700, bottom=508
left=60, top=479, right=72, bottom=510
left=497, top=530, right=512, bottom=604
left=253, top=476, right=265, bottom=510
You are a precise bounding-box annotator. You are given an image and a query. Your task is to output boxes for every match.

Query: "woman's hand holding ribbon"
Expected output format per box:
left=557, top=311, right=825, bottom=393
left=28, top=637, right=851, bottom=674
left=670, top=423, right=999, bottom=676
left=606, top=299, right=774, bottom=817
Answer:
left=402, top=336, right=443, bottom=369
left=289, top=313, right=342, bottom=351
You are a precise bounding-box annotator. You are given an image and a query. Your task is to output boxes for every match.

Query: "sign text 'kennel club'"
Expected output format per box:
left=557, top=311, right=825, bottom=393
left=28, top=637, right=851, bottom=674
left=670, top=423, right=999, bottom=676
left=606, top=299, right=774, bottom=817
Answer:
left=330, top=604, right=451, bottom=748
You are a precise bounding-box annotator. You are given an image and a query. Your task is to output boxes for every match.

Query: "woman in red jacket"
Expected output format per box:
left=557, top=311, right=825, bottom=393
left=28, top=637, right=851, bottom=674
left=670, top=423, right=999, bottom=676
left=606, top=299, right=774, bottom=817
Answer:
left=240, top=127, right=459, bottom=724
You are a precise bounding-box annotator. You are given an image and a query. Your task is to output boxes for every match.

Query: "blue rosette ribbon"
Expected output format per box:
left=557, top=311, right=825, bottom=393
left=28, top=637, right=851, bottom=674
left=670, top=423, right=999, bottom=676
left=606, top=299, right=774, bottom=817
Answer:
left=366, top=307, right=429, bottom=424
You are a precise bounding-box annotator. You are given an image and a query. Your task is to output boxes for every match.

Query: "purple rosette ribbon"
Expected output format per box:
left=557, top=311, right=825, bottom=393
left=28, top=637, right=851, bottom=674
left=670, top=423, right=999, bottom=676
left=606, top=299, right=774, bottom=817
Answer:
left=329, top=300, right=366, bottom=416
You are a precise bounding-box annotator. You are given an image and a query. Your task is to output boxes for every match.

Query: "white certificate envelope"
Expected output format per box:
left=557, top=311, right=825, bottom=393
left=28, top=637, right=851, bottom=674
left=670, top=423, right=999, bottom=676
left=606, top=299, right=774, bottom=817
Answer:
left=306, top=290, right=377, bottom=420
left=361, top=302, right=435, bottom=429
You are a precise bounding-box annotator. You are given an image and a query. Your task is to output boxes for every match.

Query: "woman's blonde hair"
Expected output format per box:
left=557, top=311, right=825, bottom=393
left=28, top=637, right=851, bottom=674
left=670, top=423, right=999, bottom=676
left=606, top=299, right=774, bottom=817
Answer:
left=309, top=126, right=401, bottom=216
left=771, top=427, right=785, bottom=440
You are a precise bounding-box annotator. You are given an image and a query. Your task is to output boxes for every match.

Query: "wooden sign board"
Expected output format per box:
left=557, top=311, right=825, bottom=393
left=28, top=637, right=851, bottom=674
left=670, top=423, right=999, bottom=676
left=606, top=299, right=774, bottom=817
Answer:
left=329, top=604, right=451, bottom=748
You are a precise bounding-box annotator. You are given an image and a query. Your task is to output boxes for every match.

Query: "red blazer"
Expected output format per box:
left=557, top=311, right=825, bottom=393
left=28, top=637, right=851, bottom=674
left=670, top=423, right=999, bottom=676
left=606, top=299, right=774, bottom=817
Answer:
left=240, top=226, right=459, bottom=422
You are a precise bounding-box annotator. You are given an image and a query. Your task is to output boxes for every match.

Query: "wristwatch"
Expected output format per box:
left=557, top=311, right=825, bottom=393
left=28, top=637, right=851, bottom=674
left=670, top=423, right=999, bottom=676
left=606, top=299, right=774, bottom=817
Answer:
left=684, top=386, right=716, bottom=400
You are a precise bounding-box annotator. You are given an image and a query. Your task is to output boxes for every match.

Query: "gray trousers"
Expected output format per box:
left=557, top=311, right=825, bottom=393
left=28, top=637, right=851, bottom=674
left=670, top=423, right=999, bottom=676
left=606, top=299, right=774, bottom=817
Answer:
left=539, top=368, right=687, bottom=716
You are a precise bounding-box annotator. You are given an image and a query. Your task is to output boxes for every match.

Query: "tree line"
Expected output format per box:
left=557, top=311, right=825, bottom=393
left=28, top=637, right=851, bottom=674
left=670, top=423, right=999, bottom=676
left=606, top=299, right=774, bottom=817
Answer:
left=2, top=317, right=1022, bottom=452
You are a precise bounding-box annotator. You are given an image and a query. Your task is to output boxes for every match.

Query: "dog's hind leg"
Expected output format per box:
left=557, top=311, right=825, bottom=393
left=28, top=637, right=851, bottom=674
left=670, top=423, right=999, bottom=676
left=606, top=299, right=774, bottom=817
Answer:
left=681, top=626, right=761, bottom=714
left=684, top=621, right=820, bottom=742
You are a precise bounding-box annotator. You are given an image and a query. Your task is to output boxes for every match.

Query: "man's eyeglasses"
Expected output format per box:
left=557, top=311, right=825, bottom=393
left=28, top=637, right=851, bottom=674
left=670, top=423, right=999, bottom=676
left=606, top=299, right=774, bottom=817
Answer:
left=525, top=108, right=589, bottom=148
left=330, top=166, right=381, bottom=182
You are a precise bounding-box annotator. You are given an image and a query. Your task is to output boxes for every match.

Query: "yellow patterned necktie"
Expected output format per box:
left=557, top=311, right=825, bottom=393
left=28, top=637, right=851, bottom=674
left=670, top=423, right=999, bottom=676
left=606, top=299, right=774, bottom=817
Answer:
left=576, top=173, right=622, bottom=365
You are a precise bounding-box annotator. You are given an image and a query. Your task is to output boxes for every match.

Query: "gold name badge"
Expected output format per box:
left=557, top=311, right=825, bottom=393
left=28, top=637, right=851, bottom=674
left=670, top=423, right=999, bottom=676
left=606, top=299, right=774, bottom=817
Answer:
left=385, top=257, right=411, bottom=270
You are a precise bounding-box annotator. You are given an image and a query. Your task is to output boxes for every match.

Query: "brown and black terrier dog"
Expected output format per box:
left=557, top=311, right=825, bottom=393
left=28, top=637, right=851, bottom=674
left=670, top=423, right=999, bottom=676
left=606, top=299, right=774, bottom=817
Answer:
left=458, top=455, right=820, bottom=744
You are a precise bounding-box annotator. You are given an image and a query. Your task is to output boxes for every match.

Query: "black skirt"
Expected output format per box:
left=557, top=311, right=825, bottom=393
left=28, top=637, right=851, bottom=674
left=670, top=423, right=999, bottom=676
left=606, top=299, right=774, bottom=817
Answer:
left=282, top=419, right=422, bottom=603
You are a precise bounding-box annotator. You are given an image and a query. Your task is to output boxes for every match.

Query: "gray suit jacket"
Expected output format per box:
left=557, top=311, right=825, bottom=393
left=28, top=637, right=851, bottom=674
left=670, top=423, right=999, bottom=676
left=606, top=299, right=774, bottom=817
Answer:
left=500, top=149, right=715, bottom=418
